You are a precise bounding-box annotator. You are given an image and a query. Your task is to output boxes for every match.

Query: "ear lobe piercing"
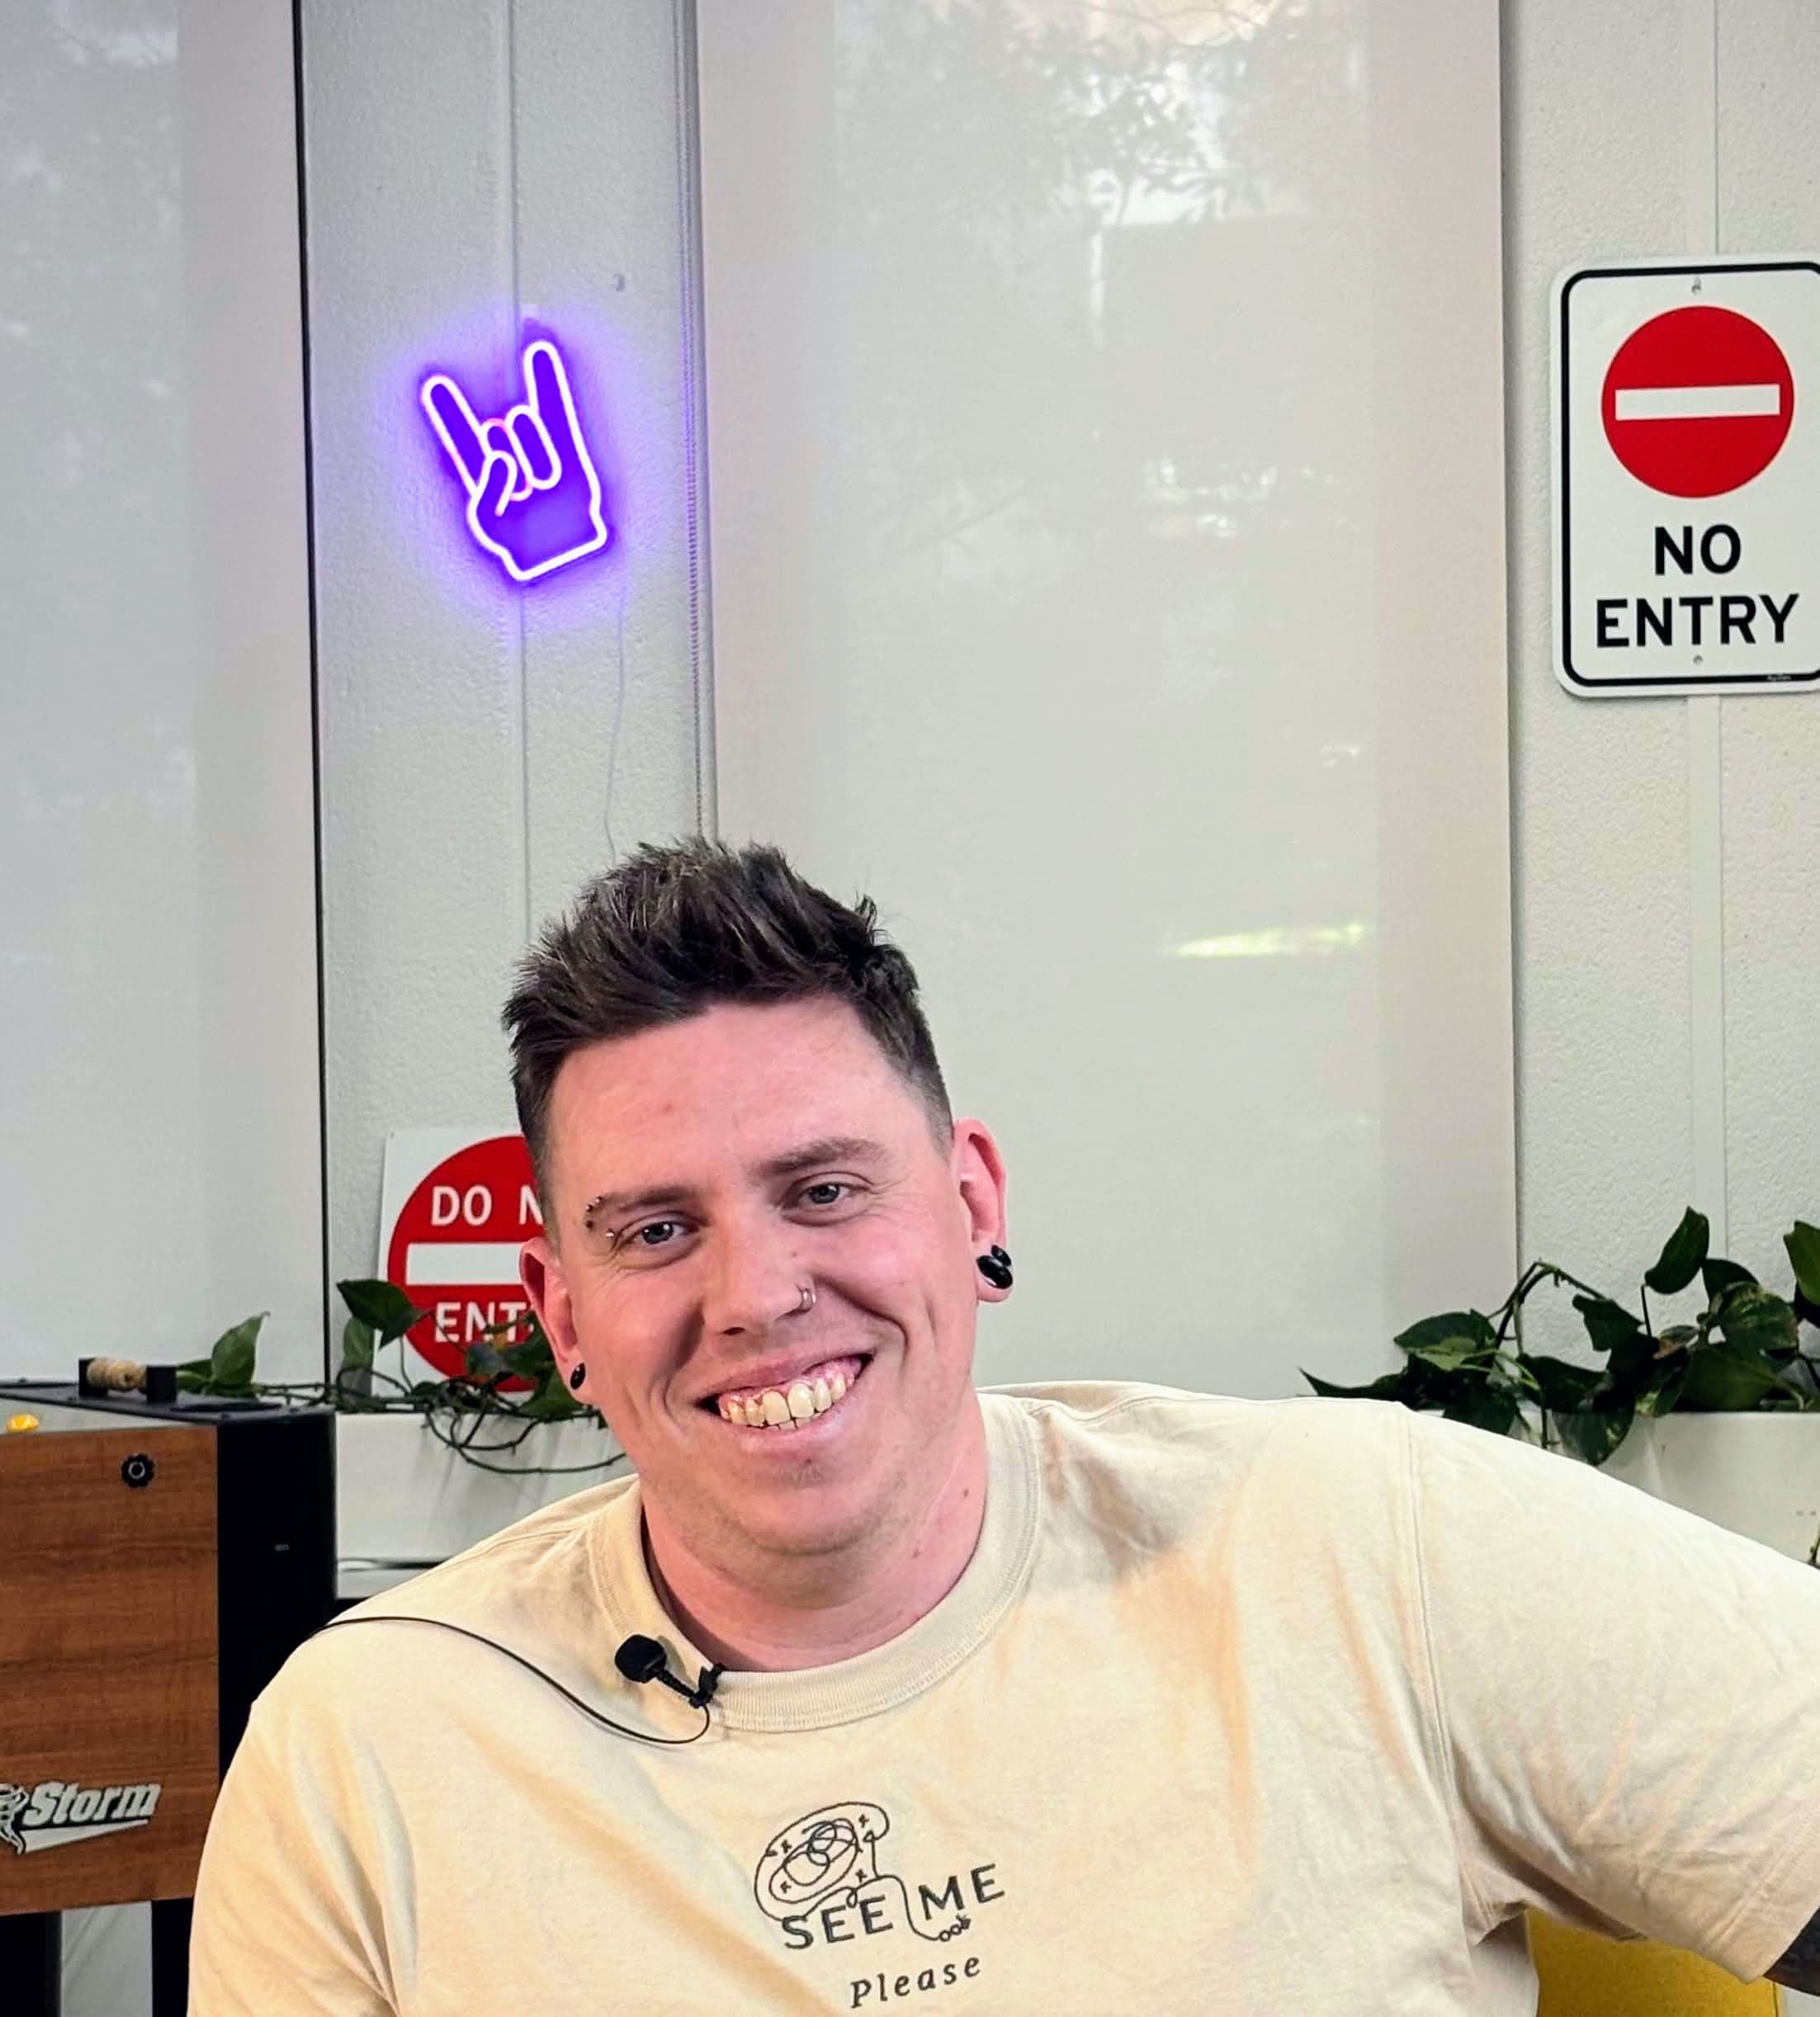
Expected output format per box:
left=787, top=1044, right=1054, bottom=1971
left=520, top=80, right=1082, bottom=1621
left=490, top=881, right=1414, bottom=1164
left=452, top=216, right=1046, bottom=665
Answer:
left=569, top=1363, right=587, bottom=1391
left=976, top=1244, right=1013, bottom=1289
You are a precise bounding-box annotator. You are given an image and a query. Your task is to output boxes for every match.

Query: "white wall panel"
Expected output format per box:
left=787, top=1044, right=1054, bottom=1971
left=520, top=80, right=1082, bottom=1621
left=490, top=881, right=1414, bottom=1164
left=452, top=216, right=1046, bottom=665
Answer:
left=514, top=0, right=711, bottom=921
left=1, top=0, right=201, bottom=1387
left=1503, top=3, right=1700, bottom=1342
left=0, top=0, right=320, bottom=1384
left=699, top=0, right=1515, bottom=1394
left=302, top=0, right=706, bottom=1298
left=1508, top=0, right=1820, bottom=1339
left=1716, top=1, right=1820, bottom=1286
left=302, top=2, right=528, bottom=1297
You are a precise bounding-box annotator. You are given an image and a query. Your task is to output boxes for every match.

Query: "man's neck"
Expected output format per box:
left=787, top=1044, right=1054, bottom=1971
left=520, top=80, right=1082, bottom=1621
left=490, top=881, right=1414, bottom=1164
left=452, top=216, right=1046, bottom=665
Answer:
left=640, top=1408, right=990, bottom=1673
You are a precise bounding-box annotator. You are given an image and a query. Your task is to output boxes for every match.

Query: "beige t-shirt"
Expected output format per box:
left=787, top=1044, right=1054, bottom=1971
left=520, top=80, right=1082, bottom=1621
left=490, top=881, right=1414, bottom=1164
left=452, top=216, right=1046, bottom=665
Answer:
left=189, top=1384, right=1820, bottom=2015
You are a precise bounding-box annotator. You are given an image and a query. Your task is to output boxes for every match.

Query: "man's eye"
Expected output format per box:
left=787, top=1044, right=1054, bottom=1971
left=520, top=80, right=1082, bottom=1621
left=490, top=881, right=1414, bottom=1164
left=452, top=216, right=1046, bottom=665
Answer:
left=632, top=1220, right=683, bottom=1249
left=621, top=1178, right=855, bottom=1242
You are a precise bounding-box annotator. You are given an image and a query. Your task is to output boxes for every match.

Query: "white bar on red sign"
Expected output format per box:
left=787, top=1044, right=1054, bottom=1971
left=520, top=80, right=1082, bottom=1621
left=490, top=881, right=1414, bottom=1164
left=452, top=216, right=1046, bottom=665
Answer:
left=1614, top=383, right=1781, bottom=421
left=404, top=1241, right=525, bottom=1284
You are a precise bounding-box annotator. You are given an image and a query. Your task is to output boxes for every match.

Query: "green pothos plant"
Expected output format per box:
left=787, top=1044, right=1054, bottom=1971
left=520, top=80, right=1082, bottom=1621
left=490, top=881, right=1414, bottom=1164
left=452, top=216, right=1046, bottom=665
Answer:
left=1303, top=1209, right=1820, bottom=1565
left=176, top=1278, right=625, bottom=1481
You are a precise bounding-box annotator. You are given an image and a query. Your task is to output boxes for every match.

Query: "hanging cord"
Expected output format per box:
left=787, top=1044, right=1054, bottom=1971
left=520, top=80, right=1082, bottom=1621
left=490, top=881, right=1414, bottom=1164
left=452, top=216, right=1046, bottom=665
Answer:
left=315, top=1613, right=712, bottom=1747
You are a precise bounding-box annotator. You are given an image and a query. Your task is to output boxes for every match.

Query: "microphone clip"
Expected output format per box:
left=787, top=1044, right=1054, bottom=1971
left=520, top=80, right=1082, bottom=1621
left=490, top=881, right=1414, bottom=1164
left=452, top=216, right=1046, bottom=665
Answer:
left=682, top=1661, right=725, bottom=1710
left=615, top=1633, right=725, bottom=1711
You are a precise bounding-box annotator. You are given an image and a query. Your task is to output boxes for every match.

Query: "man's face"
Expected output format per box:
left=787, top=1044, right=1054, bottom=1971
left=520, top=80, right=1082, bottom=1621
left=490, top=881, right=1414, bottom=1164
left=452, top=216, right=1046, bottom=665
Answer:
left=520, top=998, right=1006, bottom=1581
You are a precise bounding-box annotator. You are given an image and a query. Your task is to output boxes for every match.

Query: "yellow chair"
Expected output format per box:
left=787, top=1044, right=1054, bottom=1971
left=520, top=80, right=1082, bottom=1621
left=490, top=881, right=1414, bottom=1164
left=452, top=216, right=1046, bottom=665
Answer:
left=1529, top=1911, right=1780, bottom=2015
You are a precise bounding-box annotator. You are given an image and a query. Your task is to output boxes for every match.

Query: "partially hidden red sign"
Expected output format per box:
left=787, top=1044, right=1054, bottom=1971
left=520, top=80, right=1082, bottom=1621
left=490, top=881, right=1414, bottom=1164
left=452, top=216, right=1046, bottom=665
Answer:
left=384, top=1132, right=542, bottom=1383
left=1601, top=304, right=1794, bottom=498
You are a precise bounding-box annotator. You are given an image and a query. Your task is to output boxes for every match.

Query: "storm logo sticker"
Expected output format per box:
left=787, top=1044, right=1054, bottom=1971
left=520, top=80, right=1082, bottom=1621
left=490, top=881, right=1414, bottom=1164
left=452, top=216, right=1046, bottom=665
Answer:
left=0, top=1777, right=162, bottom=1854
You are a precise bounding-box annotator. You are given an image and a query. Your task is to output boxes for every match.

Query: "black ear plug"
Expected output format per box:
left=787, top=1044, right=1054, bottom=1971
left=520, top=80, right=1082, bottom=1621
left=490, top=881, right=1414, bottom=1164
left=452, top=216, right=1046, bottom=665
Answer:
left=976, top=1245, right=1013, bottom=1289
left=569, top=1363, right=587, bottom=1391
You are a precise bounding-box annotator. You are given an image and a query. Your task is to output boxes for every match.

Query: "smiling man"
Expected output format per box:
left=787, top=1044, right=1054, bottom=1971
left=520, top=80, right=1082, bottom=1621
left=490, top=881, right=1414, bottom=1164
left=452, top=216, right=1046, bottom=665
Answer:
left=518, top=990, right=1002, bottom=1676
left=191, top=838, right=1820, bottom=2015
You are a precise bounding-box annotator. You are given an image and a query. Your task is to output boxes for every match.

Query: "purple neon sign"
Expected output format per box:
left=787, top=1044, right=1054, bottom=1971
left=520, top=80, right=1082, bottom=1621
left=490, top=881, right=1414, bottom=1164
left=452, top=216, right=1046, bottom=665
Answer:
left=419, top=337, right=612, bottom=583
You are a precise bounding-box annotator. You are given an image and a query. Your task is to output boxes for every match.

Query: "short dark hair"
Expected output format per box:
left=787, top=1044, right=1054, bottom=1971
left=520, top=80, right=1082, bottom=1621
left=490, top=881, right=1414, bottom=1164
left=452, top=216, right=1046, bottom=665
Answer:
left=502, top=836, right=953, bottom=1217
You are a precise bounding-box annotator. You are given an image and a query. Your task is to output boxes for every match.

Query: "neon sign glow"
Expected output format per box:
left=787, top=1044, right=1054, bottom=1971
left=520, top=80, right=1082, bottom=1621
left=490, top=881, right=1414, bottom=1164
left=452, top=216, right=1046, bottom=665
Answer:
left=418, top=337, right=612, bottom=583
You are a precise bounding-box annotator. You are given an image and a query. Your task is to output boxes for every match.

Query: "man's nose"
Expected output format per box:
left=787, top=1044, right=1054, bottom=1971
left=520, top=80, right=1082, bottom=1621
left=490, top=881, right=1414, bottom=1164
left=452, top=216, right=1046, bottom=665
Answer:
left=701, top=1218, right=811, bottom=1334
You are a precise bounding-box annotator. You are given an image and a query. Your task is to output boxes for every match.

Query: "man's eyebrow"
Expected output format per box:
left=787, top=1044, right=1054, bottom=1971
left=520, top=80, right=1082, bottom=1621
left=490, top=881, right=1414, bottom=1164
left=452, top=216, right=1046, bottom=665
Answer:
left=580, top=1136, right=892, bottom=1226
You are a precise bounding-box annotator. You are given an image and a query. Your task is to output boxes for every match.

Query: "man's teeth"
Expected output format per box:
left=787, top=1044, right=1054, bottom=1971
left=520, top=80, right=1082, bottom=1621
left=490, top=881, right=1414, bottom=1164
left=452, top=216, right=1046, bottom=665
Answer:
left=718, top=1367, right=850, bottom=1430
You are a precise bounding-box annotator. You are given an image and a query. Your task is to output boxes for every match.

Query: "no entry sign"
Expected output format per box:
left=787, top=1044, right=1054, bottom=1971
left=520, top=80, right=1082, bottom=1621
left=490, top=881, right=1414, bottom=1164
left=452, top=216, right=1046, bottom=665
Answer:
left=377, top=1127, right=543, bottom=1383
left=1601, top=305, right=1793, bottom=496
left=1554, top=258, right=1820, bottom=696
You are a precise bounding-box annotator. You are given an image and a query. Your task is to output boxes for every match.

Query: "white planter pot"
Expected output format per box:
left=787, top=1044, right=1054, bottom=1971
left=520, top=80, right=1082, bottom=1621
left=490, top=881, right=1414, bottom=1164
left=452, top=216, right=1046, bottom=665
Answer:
left=335, top=1411, right=631, bottom=1592
left=1600, top=1410, right=1820, bottom=1566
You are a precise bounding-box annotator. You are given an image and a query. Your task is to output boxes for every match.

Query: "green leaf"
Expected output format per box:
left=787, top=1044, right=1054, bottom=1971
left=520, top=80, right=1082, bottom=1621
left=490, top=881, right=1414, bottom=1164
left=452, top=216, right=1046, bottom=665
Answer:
left=1520, top=1353, right=1605, bottom=1414
left=1553, top=1400, right=1636, bottom=1466
left=339, top=1317, right=375, bottom=1372
left=1644, top=1208, right=1709, bottom=1295
left=518, top=1385, right=582, bottom=1423
left=1439, top=1387, right=1520, bottom=1436
left=1699, top=1257, right=1756, bottom=1301
left=1631, top=1330, right=1699, bottom=1416
left=176, top=1368, right=206, bottom=1393
left=1676, top=1345, right=1791, bottom=1412
left=1637, top=1358, right=1691, bottom=1419
left=500, top=1339, right=554, bottom=1382
left=337, top=1278, right=428, bottom=1345
left=1404, top=1335, right=1499, bottom=1374
left=1302, top=1369, right=1409, bottom=1401
left=464, top=1340, right=509, bottom=1382
left=1572, top=1295, right=1646, bottom=1357
left=1605, top=1328, right=1660, bottom=1392
left=1713, top=1284, right=1799, bottom=1359
left=1785, top=1221, right=1820, bottom=1306
left=1393, top=1311, right=1497, bottom=1355
left=209, top=1313, right=264, bottom=1390
left=1794, top=1286, right=1820, bottom=1331
left=1398, top=1358, right=1455, bottom=1410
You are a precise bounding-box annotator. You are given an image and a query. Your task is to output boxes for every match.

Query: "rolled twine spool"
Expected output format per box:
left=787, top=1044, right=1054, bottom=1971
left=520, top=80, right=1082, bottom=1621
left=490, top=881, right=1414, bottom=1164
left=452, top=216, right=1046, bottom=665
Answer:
left=84, top=1356, right=148, bottom=1394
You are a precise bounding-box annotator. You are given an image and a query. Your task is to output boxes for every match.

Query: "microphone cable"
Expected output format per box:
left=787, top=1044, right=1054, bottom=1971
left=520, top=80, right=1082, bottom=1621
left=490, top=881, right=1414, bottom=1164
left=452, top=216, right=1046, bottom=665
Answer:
left=314, top=1615, right=720, bottom=1747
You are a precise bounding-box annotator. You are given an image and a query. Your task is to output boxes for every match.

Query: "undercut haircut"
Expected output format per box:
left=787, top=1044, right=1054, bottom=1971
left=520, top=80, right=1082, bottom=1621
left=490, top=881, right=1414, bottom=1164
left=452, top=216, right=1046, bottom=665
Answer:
left=501, top=837, right=953, bottom=1223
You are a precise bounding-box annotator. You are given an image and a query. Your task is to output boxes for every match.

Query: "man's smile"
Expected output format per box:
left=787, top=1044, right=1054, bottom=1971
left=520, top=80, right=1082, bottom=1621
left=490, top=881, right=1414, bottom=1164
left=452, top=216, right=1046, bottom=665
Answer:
left=698, top=1353, right=873, bottom=1442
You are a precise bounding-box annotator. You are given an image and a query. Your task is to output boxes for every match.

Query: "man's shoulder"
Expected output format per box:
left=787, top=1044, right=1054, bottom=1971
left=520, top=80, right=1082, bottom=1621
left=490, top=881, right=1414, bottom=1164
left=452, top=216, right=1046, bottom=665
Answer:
left=979, top=1377, right=1411, bottom=1459
left=979, top=1379, right=1417, bottom=1523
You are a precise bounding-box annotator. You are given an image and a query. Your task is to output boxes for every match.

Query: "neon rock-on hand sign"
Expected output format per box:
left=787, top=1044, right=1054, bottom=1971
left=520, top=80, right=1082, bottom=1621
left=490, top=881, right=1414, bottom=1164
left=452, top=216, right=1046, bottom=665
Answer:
left=420, top=337, right=612, bottom=583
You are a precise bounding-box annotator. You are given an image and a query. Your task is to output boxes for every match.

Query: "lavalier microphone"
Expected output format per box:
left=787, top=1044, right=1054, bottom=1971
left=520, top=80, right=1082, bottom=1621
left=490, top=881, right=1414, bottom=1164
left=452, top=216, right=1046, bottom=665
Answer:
left=615, top=1632, right=726, bottom=1711
left=314, top=1616, right=718, bottom=1746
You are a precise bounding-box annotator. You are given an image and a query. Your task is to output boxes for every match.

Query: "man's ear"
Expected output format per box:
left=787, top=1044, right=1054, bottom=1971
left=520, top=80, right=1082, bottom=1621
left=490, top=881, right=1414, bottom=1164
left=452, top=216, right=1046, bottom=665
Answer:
left=521, top=1236, right=579, bottom=1365
left=950, top=1117, right=1009, bottom=1297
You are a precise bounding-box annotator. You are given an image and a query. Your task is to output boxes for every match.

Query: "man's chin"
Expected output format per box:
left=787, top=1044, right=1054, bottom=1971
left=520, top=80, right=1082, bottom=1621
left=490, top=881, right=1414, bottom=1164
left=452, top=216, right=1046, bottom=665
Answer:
left=713, top=1486, right=890, bottom=1571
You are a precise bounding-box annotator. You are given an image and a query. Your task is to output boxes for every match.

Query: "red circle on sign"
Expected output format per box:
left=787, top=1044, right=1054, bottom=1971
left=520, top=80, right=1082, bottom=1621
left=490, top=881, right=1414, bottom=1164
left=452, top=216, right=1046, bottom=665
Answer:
left=385, top=1134, right=541, bottom=1385
left=1600, top=305, right=1793, bottom=497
